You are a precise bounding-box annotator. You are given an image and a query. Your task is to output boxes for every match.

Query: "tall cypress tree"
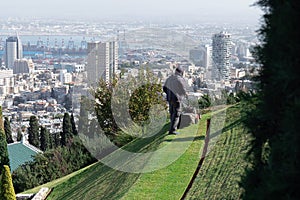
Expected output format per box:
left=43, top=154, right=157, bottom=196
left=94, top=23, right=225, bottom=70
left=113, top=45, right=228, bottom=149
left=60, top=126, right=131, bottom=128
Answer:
left=16, top=129, right=22, bottom=142
left=53, top=132, right=60, bottom=148
left=87, top=118, right=98, bottom=138
left=78, top=96, right=89, bottom=135
left=0, top=106, right=10, bottom=171
left=28, top=116, right=40, bottom=148
left=61, top=113, right=72, bottom=146
left=48, top=132, right=54, bottom=149
left=4, top=117, right=14, bottom=144
left=0, top=133, right=9, bottom=170
left=70, top=113, right=78, bottom=136
left=40, top=126, right=50, bottom=151
left=0, top=165, right=16, bottom=200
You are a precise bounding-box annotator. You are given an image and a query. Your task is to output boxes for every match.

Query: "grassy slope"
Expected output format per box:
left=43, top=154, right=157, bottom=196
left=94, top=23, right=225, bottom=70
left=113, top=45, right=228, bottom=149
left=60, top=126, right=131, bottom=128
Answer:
left=121, top=119, right=208, bottom=200
left=24, top=105, right=249, bottom=200
left=22, top=162, right=98, bottom=194
left=25, top=115, right=207, bottom=199
left=186, top=104, right=253, bottom=199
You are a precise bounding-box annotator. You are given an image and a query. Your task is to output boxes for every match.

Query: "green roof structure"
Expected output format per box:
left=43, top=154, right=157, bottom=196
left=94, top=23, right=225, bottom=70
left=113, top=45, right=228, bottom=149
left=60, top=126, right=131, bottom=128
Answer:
left=7, top=141, right=42, bottom=172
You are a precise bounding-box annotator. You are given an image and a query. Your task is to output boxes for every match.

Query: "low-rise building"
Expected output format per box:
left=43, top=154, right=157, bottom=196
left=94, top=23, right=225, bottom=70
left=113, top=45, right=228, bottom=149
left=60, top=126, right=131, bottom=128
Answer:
left=8, top=137, right=42, bottom=172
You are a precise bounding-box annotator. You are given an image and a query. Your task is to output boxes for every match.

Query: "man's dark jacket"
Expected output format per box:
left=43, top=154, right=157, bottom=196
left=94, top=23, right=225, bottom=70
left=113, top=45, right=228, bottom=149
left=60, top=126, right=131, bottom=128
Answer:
left=163, top=72, right=186, bottom=103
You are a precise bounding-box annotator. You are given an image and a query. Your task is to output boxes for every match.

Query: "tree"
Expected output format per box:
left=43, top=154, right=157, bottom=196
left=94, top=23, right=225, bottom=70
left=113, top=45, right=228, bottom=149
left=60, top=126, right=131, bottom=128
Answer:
left=48, top=132, right=54, bottom=149
left=78, top=96, right=90, bottom=135
left=28, top=116, right=40, bottom=148
left=40, top=126, right=50, bottom=151
left=64, top=92, right=72, bottom=111
left=12, top=137, right=96, bottom=193
left=198, top=94, right=212, bottom=109
left=53, top=132, right=60, bottom=148
left=0, top=165, right=16, bottom=200
left=16, top=129, right=22, bottom=142
left=0, top=107, right=4, bottom=131
left=4, top=117, right=13, bottom=144
left=226, top=92, right=236, bottom=105
left=242, top=0, right=300, bottom=199
left=61, top=113, right=72, bottom=146
left=51, top=88, right=56, bottom=98
left=93, top=67, right=166, bottom=144
left=87, top=118, right=99, bottom=138
left=70, top=113, right=78, bottom=136
left=128, top=70, right=165, bottom=126
left=0, top=132, right=10, bottom=171
left=0, top=106, right=10, bottom=170
left=93, top=80, right=119, bottom=138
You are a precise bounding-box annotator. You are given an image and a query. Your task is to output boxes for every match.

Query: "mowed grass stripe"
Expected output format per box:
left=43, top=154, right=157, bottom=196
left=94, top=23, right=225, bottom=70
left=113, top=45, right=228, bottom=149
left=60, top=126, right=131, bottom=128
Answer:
left=185, top=105, right=252, bottom=199
left=213, top=128, right=237, bottom=184
left=218, top=129, right=238, bottom=184
left=121, top=116, right=208, bottom=200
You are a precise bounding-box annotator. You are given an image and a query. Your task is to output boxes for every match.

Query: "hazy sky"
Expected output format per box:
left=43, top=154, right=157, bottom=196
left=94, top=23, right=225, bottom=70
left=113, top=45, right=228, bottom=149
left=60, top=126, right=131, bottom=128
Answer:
left=1, top=0, right=262, bottom=23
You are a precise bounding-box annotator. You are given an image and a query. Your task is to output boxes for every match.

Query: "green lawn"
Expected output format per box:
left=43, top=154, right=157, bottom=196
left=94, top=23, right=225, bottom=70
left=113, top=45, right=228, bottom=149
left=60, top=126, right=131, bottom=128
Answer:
left=22, top=162, right=98, bottom=194
left=24, top=114, right=207, bottom=199
left=121, top=121, right=207, bottom=200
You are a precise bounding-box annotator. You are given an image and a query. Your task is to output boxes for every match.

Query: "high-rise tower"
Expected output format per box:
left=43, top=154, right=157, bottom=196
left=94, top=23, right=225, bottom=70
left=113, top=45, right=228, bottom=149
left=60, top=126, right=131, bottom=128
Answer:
left=86, top=41, right=118, bottom=86
left=5, top=36, right=23, bottom=69
left=212, top=31, right=232, bottom=81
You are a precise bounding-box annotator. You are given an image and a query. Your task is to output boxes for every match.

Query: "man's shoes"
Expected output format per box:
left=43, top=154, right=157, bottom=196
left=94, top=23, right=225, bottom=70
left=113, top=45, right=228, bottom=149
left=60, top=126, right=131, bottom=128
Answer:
left=168, top=131, right=180, bottom=135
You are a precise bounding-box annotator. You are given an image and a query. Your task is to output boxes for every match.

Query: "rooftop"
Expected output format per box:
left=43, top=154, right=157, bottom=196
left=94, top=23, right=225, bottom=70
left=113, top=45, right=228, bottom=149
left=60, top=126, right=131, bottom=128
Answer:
left=8, top=141, right=42, bottom=172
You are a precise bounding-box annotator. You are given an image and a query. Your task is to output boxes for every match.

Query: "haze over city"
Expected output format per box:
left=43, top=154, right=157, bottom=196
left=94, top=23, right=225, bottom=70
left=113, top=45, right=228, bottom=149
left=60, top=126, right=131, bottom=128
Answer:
left=0, top=0, right=298, bottom=199
left=1, top=0, right=263, bottom=199
left=1, top=0, right=262, bottom=24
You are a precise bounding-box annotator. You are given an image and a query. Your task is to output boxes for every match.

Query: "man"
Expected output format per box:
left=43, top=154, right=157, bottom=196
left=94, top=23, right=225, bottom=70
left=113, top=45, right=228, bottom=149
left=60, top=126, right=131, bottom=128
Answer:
left=163, top=66, right=187, bottom=135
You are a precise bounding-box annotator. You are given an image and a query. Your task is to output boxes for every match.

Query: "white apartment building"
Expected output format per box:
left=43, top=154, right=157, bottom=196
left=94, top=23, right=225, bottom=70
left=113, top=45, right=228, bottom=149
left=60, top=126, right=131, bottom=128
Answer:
left=204, top=44, right=212, bottom=70
left=0, top=69, right=14, bottom=97
left=59, top=69, right=73, bottom=84
left=74, top=64, right=85, bottom=72
left=212, top=31, right=232, bottom=81
left=86, top=41, right=118, bottom=86
left=5, top=36, right=23, bottom=69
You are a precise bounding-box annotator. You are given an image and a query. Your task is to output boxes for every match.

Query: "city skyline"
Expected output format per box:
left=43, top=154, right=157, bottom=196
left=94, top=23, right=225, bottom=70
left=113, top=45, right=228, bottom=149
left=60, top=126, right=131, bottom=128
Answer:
left=1, top=0, right=262, bottom=24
